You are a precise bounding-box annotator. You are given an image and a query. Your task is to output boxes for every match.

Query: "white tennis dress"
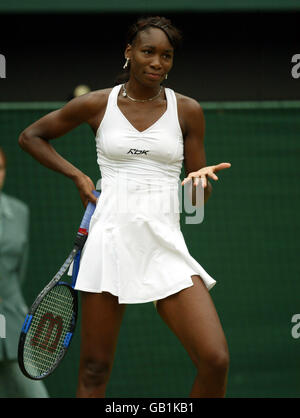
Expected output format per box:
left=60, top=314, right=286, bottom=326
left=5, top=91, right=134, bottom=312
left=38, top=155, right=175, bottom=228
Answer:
left=74, top=84, right=216, bottom=304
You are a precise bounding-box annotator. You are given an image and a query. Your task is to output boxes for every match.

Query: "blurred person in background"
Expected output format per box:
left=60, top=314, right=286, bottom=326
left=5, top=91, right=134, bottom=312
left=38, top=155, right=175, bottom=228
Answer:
left=0, top=146, right=48, bottom=398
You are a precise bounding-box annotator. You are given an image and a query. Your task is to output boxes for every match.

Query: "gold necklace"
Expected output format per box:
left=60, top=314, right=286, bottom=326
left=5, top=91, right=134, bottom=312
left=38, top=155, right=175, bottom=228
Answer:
left=122, top=83, right=162, bottom=103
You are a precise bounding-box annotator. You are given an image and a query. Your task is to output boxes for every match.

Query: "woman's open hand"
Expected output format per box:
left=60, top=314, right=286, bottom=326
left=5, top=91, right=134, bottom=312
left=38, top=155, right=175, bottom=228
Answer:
left=181, top=162, right=231, bottom=187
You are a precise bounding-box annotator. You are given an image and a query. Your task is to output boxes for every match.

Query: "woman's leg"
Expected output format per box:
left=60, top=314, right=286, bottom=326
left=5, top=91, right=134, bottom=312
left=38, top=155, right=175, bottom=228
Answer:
left=76, top=291, right=126, bottom=398
left=156, top=275, right=229, bottom=398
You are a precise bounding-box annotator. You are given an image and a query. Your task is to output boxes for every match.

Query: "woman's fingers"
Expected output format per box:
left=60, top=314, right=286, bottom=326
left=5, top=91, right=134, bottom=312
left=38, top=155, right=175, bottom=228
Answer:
left=181, top=162, right=231, bottom=186
left=207, top=172, right=219, bottom=181
left=84, top=186, right=98, bottom=206
left=214, top=162, right=231, bottom=172
left=81, top=192, right=97, bottom=208
left=181, top=176, right=193, bottom=186
left=200, top=176, right=206, bottom=188
left=88, top=192, right=98, bottom=205
left=188, top=176, right=207, bottom=188
left=75, top=174, right=97, bottom=207
left=182, top=173, right=208, bottom=187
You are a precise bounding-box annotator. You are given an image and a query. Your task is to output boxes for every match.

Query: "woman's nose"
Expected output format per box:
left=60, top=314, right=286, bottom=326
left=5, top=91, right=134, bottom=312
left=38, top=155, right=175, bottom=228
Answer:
left=150, top=55, right=162, bottom=69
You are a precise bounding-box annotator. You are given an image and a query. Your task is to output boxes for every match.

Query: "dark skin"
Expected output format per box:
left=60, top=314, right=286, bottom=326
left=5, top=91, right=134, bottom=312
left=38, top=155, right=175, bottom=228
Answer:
left=19, top=27, right=231, bottom=398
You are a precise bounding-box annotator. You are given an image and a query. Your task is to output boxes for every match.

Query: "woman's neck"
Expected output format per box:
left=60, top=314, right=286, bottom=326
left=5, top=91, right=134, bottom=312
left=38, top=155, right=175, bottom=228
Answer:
left=125, top=78, right=161, bottom=101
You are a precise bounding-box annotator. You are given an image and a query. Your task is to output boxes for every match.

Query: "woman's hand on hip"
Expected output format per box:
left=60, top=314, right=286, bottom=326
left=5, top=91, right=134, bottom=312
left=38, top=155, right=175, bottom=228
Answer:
left=74, top=173, right=98, bottom=207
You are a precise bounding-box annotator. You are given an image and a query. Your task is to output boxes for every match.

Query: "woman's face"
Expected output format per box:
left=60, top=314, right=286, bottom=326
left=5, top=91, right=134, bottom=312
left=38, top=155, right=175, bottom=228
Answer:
left=0, top=153, right=6, bottom=190
left=125, top=27, right=174, bottom=86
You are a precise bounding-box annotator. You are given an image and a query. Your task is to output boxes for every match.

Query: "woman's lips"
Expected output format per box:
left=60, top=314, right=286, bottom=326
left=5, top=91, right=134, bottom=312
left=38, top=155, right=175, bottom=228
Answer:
left=145, top=73, right=162, bottom=80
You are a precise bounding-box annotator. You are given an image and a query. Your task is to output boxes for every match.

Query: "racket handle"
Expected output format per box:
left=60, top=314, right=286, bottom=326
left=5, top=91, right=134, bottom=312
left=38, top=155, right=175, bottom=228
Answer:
left=79, top=190, right=100, bottom=233
left=71, top=250, right=81, bottom=288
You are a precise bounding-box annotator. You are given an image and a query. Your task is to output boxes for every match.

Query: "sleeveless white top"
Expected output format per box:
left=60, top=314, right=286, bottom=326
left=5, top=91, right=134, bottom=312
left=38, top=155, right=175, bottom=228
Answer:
left=74, top=84, right=216, bottom=304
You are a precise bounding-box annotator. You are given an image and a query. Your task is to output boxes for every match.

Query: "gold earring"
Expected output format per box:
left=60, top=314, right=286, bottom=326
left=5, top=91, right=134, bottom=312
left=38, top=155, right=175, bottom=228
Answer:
left=123, top=58, right=130, bottom=69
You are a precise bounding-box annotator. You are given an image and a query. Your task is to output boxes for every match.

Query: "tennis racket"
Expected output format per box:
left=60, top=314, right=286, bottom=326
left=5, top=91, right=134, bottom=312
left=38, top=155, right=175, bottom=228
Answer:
left=18, top=190, right=100, bottom=380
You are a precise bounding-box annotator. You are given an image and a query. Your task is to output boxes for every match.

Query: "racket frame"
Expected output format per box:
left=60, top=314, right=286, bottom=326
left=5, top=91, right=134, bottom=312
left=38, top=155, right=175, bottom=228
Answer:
left=18, top=245, right=81, bottom=380
left=18, top=190, right=100, bottom=380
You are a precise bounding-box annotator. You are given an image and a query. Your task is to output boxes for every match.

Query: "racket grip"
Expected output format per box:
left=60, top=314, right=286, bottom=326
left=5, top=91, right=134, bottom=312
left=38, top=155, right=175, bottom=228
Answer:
left=79, top=190, right=100, bottom=232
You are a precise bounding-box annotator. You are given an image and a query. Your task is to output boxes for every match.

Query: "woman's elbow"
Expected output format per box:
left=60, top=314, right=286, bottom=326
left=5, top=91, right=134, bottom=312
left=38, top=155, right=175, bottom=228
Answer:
left=18, top=130, right=30, bottom=150
left=18, top=129, right=38, bottom=151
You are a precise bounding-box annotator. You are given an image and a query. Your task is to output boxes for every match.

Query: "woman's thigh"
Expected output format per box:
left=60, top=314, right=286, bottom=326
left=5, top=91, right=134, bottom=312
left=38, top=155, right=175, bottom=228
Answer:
left=156, top=275, right=228, bottom=368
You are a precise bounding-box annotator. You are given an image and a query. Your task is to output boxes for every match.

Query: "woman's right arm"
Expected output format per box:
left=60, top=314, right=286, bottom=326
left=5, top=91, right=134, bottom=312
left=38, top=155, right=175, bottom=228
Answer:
left=18, top=91, right=105, bottom=206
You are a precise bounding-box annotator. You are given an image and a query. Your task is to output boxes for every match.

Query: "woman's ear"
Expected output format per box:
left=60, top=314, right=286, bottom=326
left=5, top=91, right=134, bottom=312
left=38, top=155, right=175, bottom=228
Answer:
left=124, top=43, right=132, bottom=60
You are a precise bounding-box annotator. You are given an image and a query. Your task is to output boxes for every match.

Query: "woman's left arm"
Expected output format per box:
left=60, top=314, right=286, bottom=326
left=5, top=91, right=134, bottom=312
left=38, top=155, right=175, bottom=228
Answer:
left=180, top=97, right=231, bottom=203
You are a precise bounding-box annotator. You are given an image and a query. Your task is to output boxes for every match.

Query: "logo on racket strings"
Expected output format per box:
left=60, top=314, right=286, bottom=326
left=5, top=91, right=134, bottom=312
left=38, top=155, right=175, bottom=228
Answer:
left=30, top=312, right=63, bottom=353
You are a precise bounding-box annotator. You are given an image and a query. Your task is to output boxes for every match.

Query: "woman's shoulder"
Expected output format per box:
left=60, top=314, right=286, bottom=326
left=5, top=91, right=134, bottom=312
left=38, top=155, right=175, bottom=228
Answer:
left=81, top=87, right=114, bottom=109
left=173, top=91, right=203, bottom=112
left=172, top=90, right=204, bottom=131
left=70, top=87, right=115, bottom=125
left=77, top=87, right=116, bottom=131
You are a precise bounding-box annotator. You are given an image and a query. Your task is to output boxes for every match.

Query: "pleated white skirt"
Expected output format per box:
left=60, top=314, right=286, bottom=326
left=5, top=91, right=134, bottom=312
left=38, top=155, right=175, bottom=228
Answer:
left=74, top=182, right=216, bottom=304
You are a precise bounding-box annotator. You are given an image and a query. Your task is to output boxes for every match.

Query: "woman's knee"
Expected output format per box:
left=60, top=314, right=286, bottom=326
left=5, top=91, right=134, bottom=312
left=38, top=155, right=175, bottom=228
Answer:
left=198, top=347, right=230, bottom=376
left=80, top=358, right=113, bottom=388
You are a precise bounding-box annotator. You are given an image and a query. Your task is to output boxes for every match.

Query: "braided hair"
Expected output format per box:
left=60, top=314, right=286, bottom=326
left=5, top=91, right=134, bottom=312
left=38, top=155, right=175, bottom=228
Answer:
left=114, top=16, right=182, bottom=85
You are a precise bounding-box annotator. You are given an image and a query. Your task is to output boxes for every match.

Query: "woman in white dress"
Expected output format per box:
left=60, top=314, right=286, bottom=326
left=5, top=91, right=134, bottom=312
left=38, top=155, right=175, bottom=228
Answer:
left=19, top=16, right=231, bottom=398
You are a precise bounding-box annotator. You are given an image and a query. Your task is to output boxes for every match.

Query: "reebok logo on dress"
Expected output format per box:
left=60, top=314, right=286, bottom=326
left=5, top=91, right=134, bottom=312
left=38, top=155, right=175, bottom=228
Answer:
left=127, top=149, right=150, bottom=155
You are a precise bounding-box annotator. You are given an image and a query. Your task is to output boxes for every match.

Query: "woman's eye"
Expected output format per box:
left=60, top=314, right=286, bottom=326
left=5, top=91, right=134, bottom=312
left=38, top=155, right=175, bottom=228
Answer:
left=143, top=50, right=151, bottom=54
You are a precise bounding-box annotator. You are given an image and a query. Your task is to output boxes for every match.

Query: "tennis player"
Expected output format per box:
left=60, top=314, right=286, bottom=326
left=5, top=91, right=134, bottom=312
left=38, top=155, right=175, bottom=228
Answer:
left=19, top=16, right=231, bottom=398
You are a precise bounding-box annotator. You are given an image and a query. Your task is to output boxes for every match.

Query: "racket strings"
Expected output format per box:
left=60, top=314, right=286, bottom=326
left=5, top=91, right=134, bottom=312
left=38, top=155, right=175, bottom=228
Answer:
left=23, top=284, right=75, bottom=378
